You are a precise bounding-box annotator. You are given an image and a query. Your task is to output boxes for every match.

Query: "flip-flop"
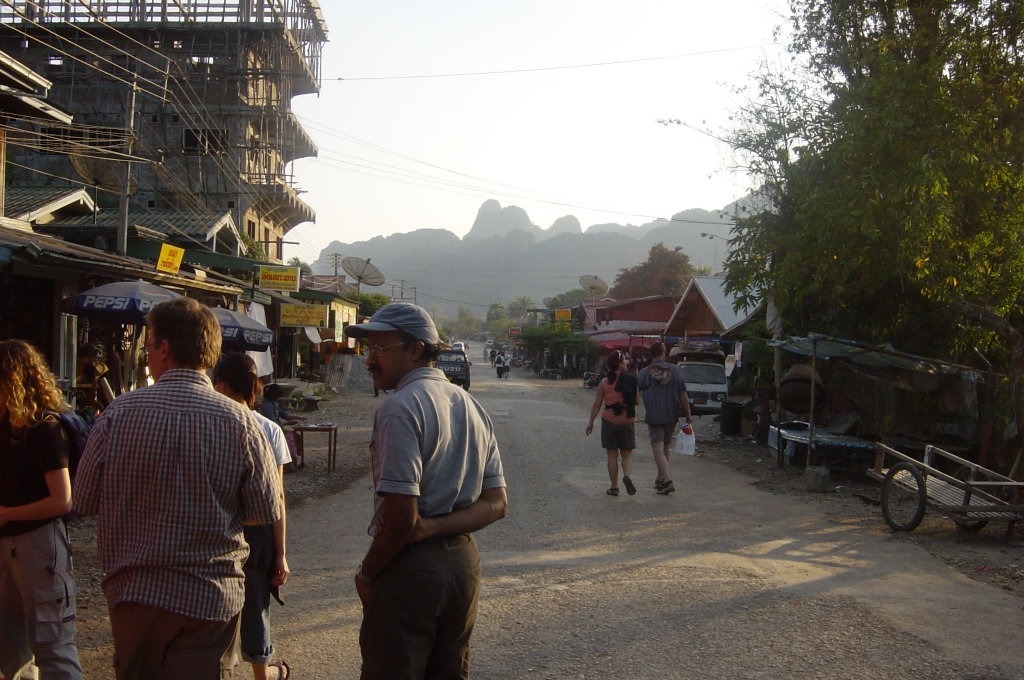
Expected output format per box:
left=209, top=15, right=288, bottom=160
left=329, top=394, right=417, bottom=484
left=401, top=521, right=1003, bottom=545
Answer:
left=269, top=660, right=290, bottom=680
left=657, top=482, right=675, bottom=495
left=606, top=487, right=619, bottom=496
left=622, top=476, right=636, bottom=496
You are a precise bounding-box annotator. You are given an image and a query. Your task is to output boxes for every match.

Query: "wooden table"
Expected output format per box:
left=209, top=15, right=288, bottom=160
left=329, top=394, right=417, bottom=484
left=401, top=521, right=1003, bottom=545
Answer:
left=291, top=424, right=338, bottom=472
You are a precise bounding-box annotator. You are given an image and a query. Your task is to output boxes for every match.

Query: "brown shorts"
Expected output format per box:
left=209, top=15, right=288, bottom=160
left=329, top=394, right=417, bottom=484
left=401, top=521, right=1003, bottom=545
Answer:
left=647, top=422, right=677, bottom=444
left=360, top=534, right=481, bottom=680
left=109, top=602, right=239, bottom=680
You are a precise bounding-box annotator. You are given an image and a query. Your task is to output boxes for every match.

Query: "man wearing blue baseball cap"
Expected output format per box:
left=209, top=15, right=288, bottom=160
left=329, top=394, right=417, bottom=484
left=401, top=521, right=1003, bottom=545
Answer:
left=344, top=303, right=507, bottom=680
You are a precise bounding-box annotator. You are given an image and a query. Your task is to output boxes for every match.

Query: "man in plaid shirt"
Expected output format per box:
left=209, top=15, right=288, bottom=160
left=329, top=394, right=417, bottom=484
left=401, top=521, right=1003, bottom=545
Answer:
left=74, top=298, right=282, bottom=680
left=637, top=341, right=692, bottom=495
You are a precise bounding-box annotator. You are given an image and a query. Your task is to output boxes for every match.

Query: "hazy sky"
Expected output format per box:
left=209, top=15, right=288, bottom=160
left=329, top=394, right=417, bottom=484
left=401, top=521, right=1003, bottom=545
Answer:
left=285, top=0, right=791, bottom=265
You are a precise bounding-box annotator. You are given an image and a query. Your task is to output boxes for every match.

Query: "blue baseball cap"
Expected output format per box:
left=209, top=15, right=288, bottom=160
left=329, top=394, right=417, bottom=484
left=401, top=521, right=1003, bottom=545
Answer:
left=343, top=302, right=440, bottom=345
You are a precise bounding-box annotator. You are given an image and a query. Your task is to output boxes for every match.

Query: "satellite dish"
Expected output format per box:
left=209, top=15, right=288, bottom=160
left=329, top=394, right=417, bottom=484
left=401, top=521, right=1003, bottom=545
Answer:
left=70, top=154, right=137, bottom=225
left=543, top=297, right=555, bottom=308
left=70, top=154, right=138, bottom=194
left=341, top=257, right=385, bottom=298
left=579, top=275, right=608, bottom=299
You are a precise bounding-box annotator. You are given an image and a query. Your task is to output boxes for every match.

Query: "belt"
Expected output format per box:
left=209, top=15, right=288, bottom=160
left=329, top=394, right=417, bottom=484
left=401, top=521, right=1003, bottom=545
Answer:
left=405, top=533, right=471, bottom=549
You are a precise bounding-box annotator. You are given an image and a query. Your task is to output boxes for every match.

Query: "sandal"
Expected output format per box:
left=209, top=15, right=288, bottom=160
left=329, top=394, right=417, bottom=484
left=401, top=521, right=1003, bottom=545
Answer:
left=269, top=660, right=290, bottom=680
left=655, top=479, right=669, bottom=489
left=622, top=476, right=636, bottom=496
left=657, top=482, right=675, bottom=495
left=606, top=487, right=619, bottom=496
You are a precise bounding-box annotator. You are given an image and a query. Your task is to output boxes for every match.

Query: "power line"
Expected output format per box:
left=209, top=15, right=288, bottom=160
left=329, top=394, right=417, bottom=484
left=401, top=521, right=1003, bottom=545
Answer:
left=328, top=43, right=784, bottom=81
left=308, top=154, right=732, bottom=226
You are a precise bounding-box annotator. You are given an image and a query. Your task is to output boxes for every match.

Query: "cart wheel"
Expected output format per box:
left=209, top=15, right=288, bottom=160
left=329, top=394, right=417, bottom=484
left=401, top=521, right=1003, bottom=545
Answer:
left=961, top=520, right=989, bottom=533
left=882, top=462, right=927, bottom=532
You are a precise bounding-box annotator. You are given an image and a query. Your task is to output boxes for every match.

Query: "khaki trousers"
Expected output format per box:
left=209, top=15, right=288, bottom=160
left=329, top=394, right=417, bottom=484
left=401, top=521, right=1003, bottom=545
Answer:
left=109, top=602, right=240, bottom=680
left=0, top=519, right=83, bottom=680
left=360, top=534, right=481, bottom=680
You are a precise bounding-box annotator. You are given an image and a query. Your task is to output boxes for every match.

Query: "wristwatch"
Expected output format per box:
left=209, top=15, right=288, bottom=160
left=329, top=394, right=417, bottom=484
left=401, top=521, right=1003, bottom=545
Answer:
left=355, top=563, right=374, bottom=584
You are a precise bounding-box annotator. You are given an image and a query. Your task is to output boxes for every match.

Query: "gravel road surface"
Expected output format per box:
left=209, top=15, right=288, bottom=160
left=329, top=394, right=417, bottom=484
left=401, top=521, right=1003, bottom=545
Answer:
left=270, top=366, right=1024, bottom=679
left=67, top=361, right=1024, bottom=678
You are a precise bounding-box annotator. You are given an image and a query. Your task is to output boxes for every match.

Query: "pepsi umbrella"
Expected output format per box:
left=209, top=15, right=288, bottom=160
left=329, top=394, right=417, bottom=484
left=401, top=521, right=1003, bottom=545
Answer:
left=68, top=280, right=181, bottom=323
left=211, top=307, right=275, bottom=352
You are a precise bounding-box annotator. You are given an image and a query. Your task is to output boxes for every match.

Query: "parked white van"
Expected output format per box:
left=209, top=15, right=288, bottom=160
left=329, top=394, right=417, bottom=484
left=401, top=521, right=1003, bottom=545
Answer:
left=677, top=361, right=728, bottom=415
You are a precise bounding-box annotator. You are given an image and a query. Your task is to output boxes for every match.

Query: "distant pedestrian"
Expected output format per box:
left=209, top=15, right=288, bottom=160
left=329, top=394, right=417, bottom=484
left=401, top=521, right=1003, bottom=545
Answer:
left=345, top=303, right=507, bottom=680
left=495, top=352, right=506, bottom=379
left=490, top=349, right=497, bottom=367
left=0, top=340, right=84, bottom=680
left=586, top=351, right=639, bottom=496
left=74, top=298, right=283, bottom=680
left=214, top=353, right=291, bottom=680
left=637, top=341, right=692, bottom=495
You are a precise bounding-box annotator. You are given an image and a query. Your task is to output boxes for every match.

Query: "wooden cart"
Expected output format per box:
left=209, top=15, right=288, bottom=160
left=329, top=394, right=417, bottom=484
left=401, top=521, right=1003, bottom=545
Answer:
left=869, top=443, right=1024, bottom=540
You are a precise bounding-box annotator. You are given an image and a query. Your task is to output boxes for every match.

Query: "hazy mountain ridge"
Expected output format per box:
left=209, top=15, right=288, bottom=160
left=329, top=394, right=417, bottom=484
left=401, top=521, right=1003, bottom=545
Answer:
left=314, top=200, right=739, bottom=315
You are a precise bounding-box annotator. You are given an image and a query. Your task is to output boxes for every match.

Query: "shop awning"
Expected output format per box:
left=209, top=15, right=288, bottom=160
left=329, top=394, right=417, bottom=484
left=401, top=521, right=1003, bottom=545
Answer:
left=769, top=334, right=994, bottom=390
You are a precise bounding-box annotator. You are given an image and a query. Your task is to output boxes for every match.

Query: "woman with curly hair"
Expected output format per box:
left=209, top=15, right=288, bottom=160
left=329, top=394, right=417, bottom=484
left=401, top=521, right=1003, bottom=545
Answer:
left=0, top=339, right=83, bottom=680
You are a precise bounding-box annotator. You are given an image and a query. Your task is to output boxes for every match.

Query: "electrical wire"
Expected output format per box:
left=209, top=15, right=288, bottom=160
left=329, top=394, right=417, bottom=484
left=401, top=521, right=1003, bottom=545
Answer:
left=2, top=4, right=320, bottom=261
left=308, top=154, right=732, bottom=226
left=300, top=117, right=621, bottom=210
left=328, top=43, right=784, bottom=81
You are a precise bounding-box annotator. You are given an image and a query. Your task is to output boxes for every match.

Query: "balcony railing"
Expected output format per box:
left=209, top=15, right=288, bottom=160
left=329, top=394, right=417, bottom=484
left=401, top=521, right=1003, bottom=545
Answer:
left=1, top=0, right=327, bottom=84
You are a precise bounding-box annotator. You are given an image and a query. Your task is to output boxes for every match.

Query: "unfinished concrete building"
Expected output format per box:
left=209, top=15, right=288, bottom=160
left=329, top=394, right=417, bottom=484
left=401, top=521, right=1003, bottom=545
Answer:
left=0, top=0, right=327, bottom=263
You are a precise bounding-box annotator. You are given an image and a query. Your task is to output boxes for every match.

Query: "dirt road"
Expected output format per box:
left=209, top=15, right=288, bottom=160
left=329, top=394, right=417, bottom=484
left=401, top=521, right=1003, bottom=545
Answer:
left=270, top=366, right=1024, bottom=679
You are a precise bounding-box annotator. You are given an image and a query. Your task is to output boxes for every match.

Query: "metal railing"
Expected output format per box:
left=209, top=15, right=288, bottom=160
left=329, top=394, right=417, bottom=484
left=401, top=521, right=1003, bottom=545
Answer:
left=0, top=0, right=326, bottom=83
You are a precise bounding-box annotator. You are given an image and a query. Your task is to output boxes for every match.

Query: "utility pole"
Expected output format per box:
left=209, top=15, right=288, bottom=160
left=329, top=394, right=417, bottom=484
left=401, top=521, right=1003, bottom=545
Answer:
left=331, top=253, right=343, bottom=293
left=116, top=78, right=138, bottom=256
left=412, top=286, right=417, bottom=306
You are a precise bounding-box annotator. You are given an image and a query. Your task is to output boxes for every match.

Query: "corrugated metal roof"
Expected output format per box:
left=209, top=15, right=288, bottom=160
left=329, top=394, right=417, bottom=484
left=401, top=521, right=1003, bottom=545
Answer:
left=5, top=186, right=92, bottom=221
left=770, top=335, right=986, bottom=378
left=45, top=209, right=235, bottom=239
left=691, top=276, right=747, bottom=331
left=0, top=224, right=240, bottom=295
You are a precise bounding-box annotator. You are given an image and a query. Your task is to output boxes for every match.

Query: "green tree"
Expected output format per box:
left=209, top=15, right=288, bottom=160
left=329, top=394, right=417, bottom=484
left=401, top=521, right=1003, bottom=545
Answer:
left=547, top=288, right=592, bottom=309
left=486, top=302, right=508, bottom=324
left=449, top=306, right=484, bottom=338
left=240, top=233, right=266, bottom=262
left=344, top=292, right=392, bottom=318
left=507, top=295, right=534, bottom=319
left=287, top=257, right=313, bottom=276
left=725, top=0, right=1024, bottom=472
left=610, top=243, right=694, bottom=299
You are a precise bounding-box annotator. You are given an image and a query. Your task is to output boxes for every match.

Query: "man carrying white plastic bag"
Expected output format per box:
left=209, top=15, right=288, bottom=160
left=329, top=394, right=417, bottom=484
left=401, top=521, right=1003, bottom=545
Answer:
left=672, top=422, right=696, bottom=456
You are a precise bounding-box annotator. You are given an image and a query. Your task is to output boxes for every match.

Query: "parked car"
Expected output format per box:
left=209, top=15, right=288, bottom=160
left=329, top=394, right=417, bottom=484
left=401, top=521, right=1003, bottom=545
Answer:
left=677, top=361, right=728, bottom=415
left=437, top=349, right=471, bottom=390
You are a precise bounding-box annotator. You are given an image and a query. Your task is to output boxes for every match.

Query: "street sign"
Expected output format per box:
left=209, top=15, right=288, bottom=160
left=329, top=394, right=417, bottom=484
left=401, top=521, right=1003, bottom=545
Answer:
left=155, top=243, right=184, bottom=274
left=555, top=322, right=570, bottom=333
left=509, top=327, right=521, bottom=336
left=258, top=265, right=301, bottom=292
left=279, top=303, right=329, bottom=327
left=555, top=309, right=571, bottom=321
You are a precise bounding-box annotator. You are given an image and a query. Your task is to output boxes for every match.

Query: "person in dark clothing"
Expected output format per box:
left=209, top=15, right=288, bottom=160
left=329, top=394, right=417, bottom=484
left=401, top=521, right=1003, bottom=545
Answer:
left=0, top=339, right=83, bottom=680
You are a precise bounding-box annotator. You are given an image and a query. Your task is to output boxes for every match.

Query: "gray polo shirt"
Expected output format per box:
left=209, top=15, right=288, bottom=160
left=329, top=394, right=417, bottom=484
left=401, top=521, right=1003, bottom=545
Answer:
left=369, top=367, right=505, bottom=528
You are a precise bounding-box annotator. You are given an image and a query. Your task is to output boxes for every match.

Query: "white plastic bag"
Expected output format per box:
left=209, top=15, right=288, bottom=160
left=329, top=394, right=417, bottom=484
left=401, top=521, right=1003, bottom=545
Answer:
left=673, top=424, right=696, bottom=456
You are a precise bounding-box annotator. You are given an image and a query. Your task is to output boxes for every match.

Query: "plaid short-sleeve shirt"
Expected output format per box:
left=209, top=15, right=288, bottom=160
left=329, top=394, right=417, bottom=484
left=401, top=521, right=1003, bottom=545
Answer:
left=74, top=369, right=281, bottom=621
left=637, top=360, right=688, bottom=425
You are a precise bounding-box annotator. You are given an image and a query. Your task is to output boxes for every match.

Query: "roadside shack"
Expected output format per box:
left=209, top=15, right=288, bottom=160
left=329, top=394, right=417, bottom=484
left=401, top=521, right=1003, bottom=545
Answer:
left=768, top=334, right=992, bottom=475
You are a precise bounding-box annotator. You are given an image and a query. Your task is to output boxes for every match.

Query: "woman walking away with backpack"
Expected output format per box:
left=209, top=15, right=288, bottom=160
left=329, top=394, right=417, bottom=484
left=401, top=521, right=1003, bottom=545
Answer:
left=585, top=351, right=639, bottom=497
left=0, top=339, right=84, bottom=680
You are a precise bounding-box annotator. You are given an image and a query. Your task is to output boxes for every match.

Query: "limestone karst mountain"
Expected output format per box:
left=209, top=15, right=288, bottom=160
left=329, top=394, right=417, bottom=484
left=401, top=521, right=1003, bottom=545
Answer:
left=313, top=200, right=737, bottom=316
